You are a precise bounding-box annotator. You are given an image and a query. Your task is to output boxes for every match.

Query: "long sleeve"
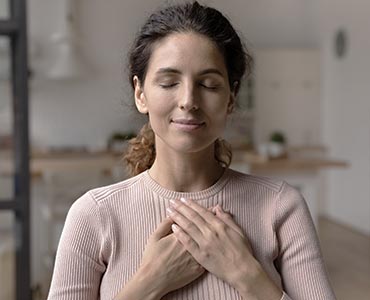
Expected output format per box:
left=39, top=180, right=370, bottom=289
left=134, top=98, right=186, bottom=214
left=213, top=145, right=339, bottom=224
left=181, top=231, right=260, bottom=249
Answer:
left=273, top=182, right=336, bottom=300
left=47, top=192, right=107, bottom=300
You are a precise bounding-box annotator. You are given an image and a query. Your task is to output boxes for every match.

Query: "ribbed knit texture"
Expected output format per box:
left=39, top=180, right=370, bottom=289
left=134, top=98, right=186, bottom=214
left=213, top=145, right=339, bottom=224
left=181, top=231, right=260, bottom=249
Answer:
left=47, top=168, right=336, bottom=300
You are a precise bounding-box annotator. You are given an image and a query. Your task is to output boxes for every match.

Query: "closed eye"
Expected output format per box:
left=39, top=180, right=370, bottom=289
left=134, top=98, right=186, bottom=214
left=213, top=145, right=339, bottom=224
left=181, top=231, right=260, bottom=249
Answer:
left=159, top=83, right=178, bottom=89
left=200, top=83, right=219, bottom=90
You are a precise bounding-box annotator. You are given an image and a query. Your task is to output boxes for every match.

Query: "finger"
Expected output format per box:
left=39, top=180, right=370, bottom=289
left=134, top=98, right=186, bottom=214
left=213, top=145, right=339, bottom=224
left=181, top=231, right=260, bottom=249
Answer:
left=149, top=217, right=174, bottom=243
left=171, top=223, right=200, bottom=256
left=208, top=206, right=216, bottom=215
left=170, top=199, right=209, bottom=229
left=214, top=206, right=254, bottom=253
left=215, top=205, right=244, bottom=236
left=171, top=198, right=222, bottom=230
left=167, top=206, right=204, bottom=243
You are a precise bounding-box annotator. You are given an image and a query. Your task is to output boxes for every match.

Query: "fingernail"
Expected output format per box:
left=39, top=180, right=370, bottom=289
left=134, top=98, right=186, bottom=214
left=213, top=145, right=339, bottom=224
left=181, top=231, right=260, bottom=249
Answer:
left=166, top=207, right=175, bottom=215
left=217, top=204, right=224, bottom=212
left=180, top=197, right=189, bottom=204
left=171, top=224, right=179, bottom=232
left=169, top=199, right=176, bottom=206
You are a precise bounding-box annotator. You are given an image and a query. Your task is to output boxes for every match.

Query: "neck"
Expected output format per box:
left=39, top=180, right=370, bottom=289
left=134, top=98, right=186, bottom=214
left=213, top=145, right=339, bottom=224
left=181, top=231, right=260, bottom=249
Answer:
left=149, top=145, right=224, bottom=193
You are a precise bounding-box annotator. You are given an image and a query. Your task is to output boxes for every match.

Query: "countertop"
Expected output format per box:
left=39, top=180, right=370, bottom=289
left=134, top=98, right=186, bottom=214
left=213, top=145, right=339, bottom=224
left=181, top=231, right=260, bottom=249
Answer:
left=0, top=150, right=123, bottom=177
left=232, top=150, right=348, bottom=172
left=0, top=149, right=348, bottom=177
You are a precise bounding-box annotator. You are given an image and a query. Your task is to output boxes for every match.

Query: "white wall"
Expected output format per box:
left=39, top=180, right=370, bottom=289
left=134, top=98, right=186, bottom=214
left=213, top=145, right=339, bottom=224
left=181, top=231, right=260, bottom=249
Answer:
left=213, top=0, right=318, bottom=48
left=314, top=0, right=370, bottom=235
left=27, top=0, right=317, bottom=149
left=254, top=49, right=321, bottom=146
left=28, top=0, right=164, bottom=149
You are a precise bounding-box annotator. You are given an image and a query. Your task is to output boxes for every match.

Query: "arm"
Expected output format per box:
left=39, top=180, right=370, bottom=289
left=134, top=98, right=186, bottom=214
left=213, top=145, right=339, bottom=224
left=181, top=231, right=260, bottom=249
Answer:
left=113, top=268, right=163, bottom=300
left=47, top=192, right=106, bottom=300
left=231, top=261, right=285, bottom=300
left=273, top=182, right=337, bottom=300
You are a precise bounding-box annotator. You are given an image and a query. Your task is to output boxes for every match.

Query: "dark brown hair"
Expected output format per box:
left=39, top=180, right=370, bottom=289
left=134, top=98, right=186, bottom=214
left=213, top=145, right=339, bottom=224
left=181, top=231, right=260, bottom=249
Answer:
left=124, top=1, right=252, bottom=176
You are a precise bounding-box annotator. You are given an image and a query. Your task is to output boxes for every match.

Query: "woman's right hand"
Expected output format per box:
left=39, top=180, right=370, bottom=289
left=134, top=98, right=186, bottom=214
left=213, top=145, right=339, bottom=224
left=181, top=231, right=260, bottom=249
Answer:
left=135, top=216, right=206, bottom=298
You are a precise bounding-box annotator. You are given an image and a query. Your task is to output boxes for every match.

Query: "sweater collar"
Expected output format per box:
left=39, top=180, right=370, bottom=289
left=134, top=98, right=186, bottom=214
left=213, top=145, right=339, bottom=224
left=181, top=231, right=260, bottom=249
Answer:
left=141, top=167, right=231, bottom=200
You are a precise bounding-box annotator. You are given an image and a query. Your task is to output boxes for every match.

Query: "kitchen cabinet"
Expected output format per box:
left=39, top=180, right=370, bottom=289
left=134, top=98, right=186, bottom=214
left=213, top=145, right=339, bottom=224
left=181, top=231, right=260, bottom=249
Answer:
left=254, top=49, right=321, bottom=147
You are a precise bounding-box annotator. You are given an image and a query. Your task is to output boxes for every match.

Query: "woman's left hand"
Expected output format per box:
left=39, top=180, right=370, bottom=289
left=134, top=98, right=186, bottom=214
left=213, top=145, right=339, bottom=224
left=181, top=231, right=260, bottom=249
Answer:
left=166, top=198, right=257, bottom=288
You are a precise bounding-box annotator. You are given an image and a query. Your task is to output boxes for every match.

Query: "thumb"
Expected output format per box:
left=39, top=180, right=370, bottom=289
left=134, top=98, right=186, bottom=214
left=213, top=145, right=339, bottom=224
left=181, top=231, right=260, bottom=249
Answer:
left=208, top=206, right=217, bottom=215
left=215, top=205, right=244, bottom=236
left=149, top=217, right=174, bottom=243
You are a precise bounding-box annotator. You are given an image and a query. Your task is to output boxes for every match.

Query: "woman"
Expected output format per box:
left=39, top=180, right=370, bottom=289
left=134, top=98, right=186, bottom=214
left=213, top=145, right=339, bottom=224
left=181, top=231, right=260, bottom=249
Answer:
left=47, top=2, right=336, bottom=300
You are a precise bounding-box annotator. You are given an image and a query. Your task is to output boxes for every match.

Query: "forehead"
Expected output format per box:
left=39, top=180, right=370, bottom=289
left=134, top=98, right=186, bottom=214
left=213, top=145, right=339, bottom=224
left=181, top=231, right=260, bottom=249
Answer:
left=146, top=32, right=227, bottom=75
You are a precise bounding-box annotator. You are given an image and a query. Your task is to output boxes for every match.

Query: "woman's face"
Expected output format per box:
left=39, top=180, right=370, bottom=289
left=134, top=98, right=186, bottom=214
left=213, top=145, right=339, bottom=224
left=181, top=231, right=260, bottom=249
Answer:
left=134, top=32, right=235, bottom=155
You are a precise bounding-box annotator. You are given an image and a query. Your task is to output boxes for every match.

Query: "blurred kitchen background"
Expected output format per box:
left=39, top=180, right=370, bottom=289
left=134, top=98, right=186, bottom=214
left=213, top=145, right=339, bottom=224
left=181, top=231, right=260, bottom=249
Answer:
left=0, top=0, right=369, bottom=299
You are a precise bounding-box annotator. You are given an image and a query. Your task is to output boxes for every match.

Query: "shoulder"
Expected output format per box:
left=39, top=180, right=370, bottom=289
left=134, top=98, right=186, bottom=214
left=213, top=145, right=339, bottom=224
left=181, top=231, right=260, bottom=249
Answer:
left=67, top=172, right=146, bottom=221
left=85, top=172, right=145, bottom=204
left=275, top=180, right=310, bottom=217
left=227, top=168, right=285, bottom=194
left=64, top=173, right=147, bottom=239
left=226, top=169, right=307, bottom=218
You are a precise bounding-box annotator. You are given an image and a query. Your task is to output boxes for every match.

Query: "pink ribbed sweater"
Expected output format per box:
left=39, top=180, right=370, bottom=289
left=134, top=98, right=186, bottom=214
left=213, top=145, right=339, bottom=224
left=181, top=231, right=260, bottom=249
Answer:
left=48, top=168, right=336, bottom=300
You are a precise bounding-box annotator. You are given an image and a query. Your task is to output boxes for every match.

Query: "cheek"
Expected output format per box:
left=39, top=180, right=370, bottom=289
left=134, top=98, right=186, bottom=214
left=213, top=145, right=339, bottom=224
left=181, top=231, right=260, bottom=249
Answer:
left=205, top=95, right=230, bottom=116
left=207, top=100, right=230, bottom=129
left=146, top=91, right=174, bottom=114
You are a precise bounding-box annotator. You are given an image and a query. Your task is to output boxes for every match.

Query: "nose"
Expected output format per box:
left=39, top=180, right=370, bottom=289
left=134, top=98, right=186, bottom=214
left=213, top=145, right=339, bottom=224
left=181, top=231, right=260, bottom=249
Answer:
left=178, top=82, right=199, bottom=111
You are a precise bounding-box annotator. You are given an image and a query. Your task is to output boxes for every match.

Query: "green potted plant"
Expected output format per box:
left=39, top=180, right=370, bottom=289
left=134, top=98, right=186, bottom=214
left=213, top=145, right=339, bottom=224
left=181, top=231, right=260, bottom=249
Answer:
left=268, top=131, right=287, bottom=158
left=108, top=131, right=136, bottom=153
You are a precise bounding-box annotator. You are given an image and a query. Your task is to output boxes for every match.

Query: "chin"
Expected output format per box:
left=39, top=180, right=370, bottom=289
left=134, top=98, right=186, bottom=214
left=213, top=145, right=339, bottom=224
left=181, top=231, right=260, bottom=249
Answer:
left=171, top=138, right=216, bottom=154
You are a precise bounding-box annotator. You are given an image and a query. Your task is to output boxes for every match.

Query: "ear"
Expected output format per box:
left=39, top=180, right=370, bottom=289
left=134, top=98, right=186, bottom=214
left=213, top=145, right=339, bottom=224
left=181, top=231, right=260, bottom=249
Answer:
left=133, top=76, right=148, bottom=114
left=227, top=81, right=238, bottom=114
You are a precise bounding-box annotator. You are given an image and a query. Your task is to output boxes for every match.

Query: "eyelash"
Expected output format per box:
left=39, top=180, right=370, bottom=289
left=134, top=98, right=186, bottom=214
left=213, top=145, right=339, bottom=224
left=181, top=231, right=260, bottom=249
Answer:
left=159, top=83, right=178, bottom=89
left=159, top=83, right=218, bottom=90
left=200, top=84, right=218, bottom=90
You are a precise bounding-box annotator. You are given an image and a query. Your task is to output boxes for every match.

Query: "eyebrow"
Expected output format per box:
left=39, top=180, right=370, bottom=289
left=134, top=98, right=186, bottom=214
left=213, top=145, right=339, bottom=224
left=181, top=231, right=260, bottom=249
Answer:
left=155, top=68, right=182, bottom=75
left=199, top=68, right=224, bottom=77
left=155, top=67, right=224, bottom=77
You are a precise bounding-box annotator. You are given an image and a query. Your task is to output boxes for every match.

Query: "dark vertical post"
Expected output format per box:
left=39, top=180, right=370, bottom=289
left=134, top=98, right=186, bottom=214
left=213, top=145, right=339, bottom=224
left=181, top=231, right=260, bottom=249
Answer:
left=10, top=0, right=31, bottom=299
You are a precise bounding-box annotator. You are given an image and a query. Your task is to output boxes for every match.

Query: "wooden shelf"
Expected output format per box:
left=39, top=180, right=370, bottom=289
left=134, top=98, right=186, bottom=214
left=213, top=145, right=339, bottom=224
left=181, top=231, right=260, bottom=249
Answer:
left=0, top=149, right=348, bottom=177
left=232, top=149, right=348, bottom=172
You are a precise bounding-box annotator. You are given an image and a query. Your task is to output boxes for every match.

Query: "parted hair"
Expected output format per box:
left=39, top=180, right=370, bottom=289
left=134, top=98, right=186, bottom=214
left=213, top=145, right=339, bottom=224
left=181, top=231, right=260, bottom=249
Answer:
left=124, top=1, right=252, bottom=176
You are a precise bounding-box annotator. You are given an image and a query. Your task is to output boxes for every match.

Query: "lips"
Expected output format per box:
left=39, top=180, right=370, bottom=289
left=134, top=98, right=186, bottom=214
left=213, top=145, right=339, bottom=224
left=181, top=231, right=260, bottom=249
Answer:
left=171, top=118, right=205, bottom=131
